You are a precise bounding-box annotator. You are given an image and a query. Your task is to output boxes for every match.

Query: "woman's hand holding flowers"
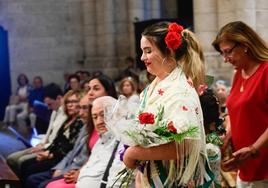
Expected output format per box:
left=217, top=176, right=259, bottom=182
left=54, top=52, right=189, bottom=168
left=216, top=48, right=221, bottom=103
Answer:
left=123, top=147, right=138, bottom=169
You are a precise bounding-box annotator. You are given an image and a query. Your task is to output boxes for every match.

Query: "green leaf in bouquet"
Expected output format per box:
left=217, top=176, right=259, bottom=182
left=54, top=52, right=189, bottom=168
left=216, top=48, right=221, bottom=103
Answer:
left=154, top=126, right=199, bottom=143
left=111, top=167, right=134, bottom=188
left=154, top=105, right=164, bottom=125
left=172, top=126, right=199, bottom=143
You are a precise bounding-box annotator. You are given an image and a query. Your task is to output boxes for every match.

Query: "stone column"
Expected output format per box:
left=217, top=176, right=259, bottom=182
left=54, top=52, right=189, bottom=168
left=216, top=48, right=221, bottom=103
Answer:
left=114, top=0, right=129, bottom=58
left=216, top=0, right=236, bottom=82
left=128, top=0, right=145, bottom=57
left=234, top=0, right=256, bottom=29
left=82, top=0, right=97, bottom=58
left=94, top=0, right=118, bottom=76
left=217, top=0, right=236, bottom=28
left=217, top=0, right=256, bottom=28
left=193, top=0, right=218, bottom=52
left=255, top=0, right=268, bottom=41
left=95, top=0, right=115, bottom=57
left=194, top=0, right=233, bottom=82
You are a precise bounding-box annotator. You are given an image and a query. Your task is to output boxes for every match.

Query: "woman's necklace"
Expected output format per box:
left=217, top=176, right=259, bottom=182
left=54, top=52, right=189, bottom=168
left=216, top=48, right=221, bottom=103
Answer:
left=240, top=64, right=260, bottom=92
left=240, top=79, right=245, bottom=92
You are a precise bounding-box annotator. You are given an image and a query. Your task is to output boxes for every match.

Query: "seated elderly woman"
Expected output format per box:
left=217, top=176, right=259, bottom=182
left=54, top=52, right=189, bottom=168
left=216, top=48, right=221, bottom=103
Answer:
left=46, top=96, right=133, bottom=188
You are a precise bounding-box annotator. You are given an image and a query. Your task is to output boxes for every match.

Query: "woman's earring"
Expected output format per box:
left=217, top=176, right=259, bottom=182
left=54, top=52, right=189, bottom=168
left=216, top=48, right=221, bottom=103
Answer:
left=244, top=49, right=248, bottom=53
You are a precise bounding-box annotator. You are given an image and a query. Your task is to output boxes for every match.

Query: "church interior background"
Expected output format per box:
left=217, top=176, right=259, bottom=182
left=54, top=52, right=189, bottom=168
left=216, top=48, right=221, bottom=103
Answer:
left=0, top=0, right=268, bottom=96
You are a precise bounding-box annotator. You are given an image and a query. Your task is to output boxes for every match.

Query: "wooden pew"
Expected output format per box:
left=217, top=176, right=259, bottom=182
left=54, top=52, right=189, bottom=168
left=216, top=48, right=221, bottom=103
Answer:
left=0, top=155, right=20, bottom=188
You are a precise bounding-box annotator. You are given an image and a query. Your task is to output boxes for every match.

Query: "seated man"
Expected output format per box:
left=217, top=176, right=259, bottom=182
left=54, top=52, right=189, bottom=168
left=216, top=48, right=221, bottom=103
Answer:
left=46, top=96, right=133, bottom=188
left=27, top=76, right=45, bottom=131
left=7, top=83, right=67, bottom=177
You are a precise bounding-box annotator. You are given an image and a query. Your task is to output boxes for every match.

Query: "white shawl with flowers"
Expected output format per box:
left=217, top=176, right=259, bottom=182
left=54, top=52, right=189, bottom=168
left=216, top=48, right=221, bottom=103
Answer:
left=139, top=67, right=208, bottom=187
left=140, top=68, right=203, bottom=137
left=106, top=67, right=210, bottom=187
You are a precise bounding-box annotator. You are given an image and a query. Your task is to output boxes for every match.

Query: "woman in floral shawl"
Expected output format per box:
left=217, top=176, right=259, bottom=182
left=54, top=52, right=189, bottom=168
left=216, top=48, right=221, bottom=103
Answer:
left=122, top=22, right=211, bottom=187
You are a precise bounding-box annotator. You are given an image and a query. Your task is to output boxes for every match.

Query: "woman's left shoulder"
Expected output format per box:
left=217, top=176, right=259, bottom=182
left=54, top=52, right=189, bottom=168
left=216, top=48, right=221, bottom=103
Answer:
left=259, top=61, right=268, bottom=70
left=259, top=62, right=268, bottom=79
left=264, top=62, right=268, bottom=71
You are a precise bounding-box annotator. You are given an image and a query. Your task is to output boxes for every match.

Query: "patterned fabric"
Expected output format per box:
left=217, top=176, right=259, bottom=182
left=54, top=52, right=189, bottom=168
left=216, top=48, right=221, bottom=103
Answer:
left=139, top=67, right=209, bottom=187
left=206, top=143, right=221, bottom=186
left=46, top=117, right=83, bottom=160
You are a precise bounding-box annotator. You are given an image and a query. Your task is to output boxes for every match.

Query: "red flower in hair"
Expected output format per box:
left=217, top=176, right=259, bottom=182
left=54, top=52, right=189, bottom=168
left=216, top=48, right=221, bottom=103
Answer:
left=139, top=112, right=155, bottom=124
left=165, top=23, right=184, bottom=50
left=165, top=32, right=182, bottom=50
left=168, top=23, right=184, bottom=33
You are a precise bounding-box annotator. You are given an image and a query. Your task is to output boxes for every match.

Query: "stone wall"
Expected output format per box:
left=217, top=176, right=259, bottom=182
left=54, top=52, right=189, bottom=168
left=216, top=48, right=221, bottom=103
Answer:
left=194, top=0, right=268, bottom=85
left=1, top=0, right=268, bottom=92
left=0, top=0, right=85, bottom=91
left=82, top=0, right=163, bottom=78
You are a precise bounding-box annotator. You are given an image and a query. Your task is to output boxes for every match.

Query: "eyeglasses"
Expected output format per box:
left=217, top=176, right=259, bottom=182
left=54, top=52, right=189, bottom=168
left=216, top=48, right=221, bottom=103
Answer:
left=220, top=43, right=238, bottom=57
left=79, top=105, right=89, bottom=110
left=65, top=100, right=79, bottom=104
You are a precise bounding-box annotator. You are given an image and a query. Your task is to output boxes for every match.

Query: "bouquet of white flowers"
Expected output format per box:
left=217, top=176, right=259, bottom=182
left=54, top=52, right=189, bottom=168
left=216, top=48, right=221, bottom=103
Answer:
left=105, top=95, right=199, bottom=147
left=105, top=95, right=199, bottom=187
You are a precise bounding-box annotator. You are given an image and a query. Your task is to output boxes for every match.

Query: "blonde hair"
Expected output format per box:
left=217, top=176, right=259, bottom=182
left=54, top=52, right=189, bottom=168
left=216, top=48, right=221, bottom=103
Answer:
left=212, top=21, right=268, bottom=62
left=62, top=90, right=84, bottom=115
left=142, top=22, right=205, bottom=90
left=180, top=29, right=205, bottom=89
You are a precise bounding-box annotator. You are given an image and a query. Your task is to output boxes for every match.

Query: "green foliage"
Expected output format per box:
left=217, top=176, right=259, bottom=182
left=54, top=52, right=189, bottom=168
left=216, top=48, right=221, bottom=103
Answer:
left=154, top=126, right=199, bottom=143
left=205, top=75, right=214, bottom=88
left=206, top=132, right=224, bottom=146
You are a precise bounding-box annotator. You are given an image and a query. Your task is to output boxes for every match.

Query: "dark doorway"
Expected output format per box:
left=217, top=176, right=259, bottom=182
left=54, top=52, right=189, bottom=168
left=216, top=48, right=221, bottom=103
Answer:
left=0, top=26, right=11, bottom=120
left=177, top=0, right=193, bottom=31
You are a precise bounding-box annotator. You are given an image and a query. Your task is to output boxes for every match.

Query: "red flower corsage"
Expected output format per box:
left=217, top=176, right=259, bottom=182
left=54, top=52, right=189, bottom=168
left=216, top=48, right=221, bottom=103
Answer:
left=167, top=121, right=177, bottom=133
left=165, top=22, right=184, bottom=50
left=139, top=112, right=155, bottom=124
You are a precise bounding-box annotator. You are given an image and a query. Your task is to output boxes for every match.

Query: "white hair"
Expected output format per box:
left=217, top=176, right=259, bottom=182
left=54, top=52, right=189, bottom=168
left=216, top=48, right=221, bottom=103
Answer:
left=92, top=96, right=117, bottom=110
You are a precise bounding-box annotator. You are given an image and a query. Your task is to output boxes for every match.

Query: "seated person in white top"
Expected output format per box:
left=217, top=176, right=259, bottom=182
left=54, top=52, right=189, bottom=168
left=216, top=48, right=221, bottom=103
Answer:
left=3, top=73, right=31, bottom=127
left=6, top=83, right=67, bottom=177
left=76, top=96, right=134, bottom=188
